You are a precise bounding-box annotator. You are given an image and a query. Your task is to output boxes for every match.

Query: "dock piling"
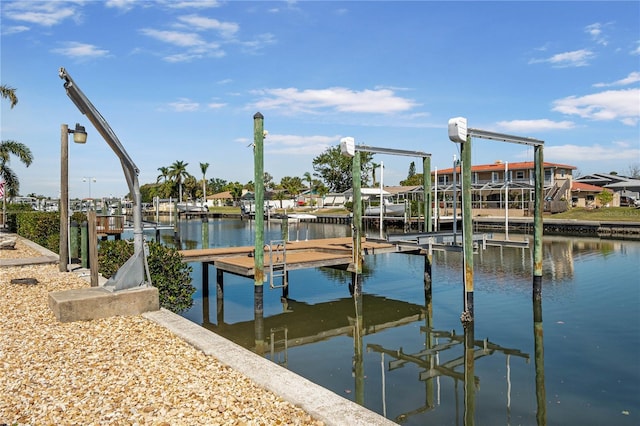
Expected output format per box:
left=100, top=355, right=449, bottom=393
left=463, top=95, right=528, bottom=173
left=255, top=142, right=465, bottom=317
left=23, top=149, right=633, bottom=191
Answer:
left=461, top=135, right=474, bottom=322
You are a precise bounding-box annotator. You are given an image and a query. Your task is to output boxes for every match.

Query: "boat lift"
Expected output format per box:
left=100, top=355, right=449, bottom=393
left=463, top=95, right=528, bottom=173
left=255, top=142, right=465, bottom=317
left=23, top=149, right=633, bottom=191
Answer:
left=387, top=231, right=529, bottom=255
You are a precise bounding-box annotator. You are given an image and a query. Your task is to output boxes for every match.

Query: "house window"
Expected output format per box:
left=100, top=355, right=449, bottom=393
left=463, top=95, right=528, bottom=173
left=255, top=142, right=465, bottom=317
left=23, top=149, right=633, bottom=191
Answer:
left=560, top=169, right=566, bottom=177
left=544, top=170, right=552, bottom=182
left=516, top=171, right=525, bottom=180
left=438, top=175, right=449, bottom=185
left=492, top=172, right=499, bottom=183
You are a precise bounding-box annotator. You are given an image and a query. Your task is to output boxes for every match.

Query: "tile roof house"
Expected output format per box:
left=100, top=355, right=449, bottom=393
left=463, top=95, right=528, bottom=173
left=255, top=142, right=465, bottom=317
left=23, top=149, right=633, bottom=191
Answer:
left=433, top=160, right=576, bottom=214
left=206, top=191, right=233, bottom=207
left=571, top=182, right=609, bottom=208
left=574, top=173, right=640, bottom=206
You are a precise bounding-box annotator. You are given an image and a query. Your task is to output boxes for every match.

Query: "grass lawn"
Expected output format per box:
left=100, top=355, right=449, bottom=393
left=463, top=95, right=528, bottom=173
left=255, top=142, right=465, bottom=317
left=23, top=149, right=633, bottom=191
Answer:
left=549, top=207, right=640, bottom=222
left=208, top=206, right=350, bottom=216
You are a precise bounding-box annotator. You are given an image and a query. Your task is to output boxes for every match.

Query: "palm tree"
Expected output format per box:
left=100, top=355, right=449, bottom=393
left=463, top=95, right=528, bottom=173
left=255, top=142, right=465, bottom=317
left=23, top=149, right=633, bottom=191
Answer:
left=0, top=85, right=18, bottom=109
left=303, top=171, right=314, bottom=206
left=1, top=140, right=34, bottom=194
left=1, top=85, right=22, bottom=227
left=303, top=171, right=313, bottom=190
left=200, top=162, right=209, bottom=205
left=281, top=176, right=304, bottom=206
left=154, top=166, right=172, bottom=199
left=371, top=162, right=380, bottom=186
left=168, top=160, right=190, bottom=202
left=156, top=166, right=169, bottom=183
left=316, top=182, right=329, bottom=208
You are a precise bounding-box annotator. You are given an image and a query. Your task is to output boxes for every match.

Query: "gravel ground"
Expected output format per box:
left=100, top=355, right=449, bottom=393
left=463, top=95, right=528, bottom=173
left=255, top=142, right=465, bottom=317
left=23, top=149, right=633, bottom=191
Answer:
left=1, top=239, right=323, bottom=425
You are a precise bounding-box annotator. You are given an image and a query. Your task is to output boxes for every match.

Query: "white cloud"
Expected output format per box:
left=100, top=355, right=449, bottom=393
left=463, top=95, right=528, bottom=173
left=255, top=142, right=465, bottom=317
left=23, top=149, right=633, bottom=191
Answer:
left=2, top=25, right=30, bottom=35
left=529, top=49, right=595, bottom=68
left=163, top=0, right=222, bottom=9
left=140, top=27, right=226, bottom=60
left=105, top=0, right=138, bottom=11
left=544, top=142, right=640, bottom=162
left=593, top=71, right=640, bottom=87
left=164, top=53, right=202, bottom=62
left=496, top=119, right=575, bottom=132
left=552, top=88, right=640, bottom=125
left=176, top=15, right=239, bottom=38
left=238, top=33, right=277, bottom=53
left=265, top=134, right=339, bottom=155
left=3, top=1, right=79, bottom=27
left=168, top=98, right=200, bottom=112
left=251, top=87, right=419, bottom=115
left=51, top=42, right=109, bottom=59
left=207, top=102, right=226, bottom=109
left=632, top=41, right=640, bottom=56
left=140, top=29, right=206, bottom=47
left=585, top=23, right=608, bottom=46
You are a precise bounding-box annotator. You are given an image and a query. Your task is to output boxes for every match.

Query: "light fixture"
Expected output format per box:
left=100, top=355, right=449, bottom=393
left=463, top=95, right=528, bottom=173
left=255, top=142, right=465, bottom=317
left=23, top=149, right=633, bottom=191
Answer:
left=69, top=123, right=87, bottom=144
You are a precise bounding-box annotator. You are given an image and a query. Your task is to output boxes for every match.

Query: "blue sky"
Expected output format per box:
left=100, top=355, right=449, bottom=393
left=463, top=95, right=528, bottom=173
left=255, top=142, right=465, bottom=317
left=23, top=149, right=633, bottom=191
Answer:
left=1, top=0, right=639, bottom=199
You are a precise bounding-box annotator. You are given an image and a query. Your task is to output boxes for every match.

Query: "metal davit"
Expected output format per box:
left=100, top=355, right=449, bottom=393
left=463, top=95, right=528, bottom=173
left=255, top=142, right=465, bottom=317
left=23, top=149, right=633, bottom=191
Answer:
left=59, top=67, right=150, bottom=291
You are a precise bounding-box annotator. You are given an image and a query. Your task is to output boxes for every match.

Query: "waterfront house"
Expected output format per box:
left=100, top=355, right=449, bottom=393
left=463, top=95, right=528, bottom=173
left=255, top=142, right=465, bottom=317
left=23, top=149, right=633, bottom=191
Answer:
left=207, top=191, right=234, bottom=207
left=434, top=160, right=576, bottom=215
left=571, top=182, right=609, bottom=208
left=574, top=173, right=640, bottom=206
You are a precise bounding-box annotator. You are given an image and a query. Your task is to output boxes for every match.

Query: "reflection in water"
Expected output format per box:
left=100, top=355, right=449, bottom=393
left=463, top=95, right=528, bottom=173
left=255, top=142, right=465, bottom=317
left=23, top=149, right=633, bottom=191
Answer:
left=364, top=285, right=530, bottom=425
left=202, top=289, right=426, bottom=352
left=534, top=292, right=546, bottom=426
left=167, top=220, right=637, bottom=425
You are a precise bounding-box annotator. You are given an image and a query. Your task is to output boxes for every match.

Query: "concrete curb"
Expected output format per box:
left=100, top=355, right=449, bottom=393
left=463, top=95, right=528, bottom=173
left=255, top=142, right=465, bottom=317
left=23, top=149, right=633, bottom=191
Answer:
left=0, top=233, right=58, bottom=267
left=143, top=309, right=396, bottom=426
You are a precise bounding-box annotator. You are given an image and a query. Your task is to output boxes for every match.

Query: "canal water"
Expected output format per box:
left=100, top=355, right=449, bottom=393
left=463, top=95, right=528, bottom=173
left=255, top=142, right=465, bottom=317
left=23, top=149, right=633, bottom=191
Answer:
left=150, top=218, right=639, bottom=425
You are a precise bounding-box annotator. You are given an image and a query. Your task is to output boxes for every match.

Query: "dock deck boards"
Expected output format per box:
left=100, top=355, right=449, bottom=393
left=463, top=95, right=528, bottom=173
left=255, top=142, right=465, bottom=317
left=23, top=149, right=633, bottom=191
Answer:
left=179, top=237, right=397, bottom=277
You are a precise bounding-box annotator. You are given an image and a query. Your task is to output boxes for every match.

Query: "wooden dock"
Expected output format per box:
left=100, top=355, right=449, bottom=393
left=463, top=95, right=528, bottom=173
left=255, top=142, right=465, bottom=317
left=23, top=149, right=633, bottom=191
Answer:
left=179, top=237, right=401, bottom=277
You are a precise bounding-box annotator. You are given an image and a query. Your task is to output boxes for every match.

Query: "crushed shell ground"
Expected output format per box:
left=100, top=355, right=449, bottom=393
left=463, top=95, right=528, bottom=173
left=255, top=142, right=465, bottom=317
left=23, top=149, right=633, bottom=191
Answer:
left=1, top=239, right=324, bottom=425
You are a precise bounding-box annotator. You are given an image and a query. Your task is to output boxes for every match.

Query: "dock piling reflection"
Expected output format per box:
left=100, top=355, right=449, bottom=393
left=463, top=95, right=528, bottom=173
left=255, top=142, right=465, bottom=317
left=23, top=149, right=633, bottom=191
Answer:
left=534, top=291, right=547, bottom=426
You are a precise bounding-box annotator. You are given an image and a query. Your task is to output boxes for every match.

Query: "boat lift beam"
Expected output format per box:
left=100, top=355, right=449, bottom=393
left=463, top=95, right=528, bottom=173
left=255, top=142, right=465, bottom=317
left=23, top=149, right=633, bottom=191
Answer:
left=348, top=144, right=431, bottom=158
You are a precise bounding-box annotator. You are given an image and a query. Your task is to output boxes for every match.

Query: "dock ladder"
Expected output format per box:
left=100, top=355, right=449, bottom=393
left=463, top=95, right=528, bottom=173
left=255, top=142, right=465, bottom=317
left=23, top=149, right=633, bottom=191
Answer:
left=270, top=327, right=289, bottom=367
left=266, top=239, right=288, bottom=289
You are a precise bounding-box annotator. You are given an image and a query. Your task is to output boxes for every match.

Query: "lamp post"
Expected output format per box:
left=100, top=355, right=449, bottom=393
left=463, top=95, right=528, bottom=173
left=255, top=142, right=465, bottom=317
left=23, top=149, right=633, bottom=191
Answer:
left=60, top=123, right=87, bottom=272
left=82, top=176, right=96, bottom=199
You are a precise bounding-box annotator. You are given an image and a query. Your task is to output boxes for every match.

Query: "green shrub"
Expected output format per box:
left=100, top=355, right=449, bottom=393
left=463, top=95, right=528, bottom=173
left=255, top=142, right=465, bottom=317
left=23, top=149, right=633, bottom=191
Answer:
left=15, top=211, right=59, bottom=253
left=98, top=239, right=195, bottom=314
left=98, top=239, right=132, bottom=278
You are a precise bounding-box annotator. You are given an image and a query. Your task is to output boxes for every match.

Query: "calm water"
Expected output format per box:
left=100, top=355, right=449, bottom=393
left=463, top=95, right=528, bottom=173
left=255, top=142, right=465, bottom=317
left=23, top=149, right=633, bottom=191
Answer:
left=152, top=218, right=640, bottom=425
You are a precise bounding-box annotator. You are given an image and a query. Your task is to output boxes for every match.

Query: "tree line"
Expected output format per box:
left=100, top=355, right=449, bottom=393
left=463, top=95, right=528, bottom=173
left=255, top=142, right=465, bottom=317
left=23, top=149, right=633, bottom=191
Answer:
left=141, top=147, right=376, bottom=206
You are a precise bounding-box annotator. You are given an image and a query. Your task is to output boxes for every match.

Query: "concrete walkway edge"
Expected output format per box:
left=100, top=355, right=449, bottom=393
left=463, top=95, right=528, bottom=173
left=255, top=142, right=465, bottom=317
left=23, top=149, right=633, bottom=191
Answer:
left=143, top=309, right=396, bottom=426
left=0, top=235, right=58, bottom=267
